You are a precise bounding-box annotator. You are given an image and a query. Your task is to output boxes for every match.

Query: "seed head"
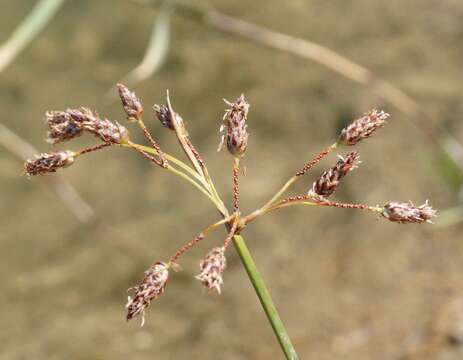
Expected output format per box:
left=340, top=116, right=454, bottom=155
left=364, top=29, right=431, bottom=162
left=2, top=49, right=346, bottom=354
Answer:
left=381, top=200, right=437, bottom=224
left=309, top=151, right=360, bottom=198
left=339, top=109, right=389, bottom=145
left=153, top=104, right=174, bottom=130
left=126, top=262, right=169, bottom=324
left=66, top=107, right=97, bottom=124
left=46, top=111, right=83, bottom=144
left=24, top=150, right=75, bottom=176
left=87, top=118, right=129, bottom=144
left=117, top=84, right=143, bottom=121
left=196, top=246, right=226, bottom=294
left=218, top=94, right=249, bottom=157
left=67, top=107, right=129, bottom=144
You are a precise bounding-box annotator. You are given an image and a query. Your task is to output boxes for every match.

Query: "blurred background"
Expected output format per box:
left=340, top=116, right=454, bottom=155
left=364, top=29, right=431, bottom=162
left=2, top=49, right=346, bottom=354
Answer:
left=1, top=0, right=463, bottom=359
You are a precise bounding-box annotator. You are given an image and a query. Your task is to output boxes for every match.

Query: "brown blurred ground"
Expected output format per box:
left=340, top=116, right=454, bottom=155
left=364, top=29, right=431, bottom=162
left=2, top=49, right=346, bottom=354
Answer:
left=1, top=0, right=463, bottom=359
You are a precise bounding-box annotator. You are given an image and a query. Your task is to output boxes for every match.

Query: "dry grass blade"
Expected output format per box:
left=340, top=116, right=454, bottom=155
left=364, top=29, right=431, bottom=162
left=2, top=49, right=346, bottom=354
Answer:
left=0, top=0, right=66, bottom=74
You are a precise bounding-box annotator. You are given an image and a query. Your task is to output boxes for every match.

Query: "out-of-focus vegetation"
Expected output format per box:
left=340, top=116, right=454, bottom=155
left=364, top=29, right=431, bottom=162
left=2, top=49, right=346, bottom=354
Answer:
left=1, top=0, right=462, bottom=359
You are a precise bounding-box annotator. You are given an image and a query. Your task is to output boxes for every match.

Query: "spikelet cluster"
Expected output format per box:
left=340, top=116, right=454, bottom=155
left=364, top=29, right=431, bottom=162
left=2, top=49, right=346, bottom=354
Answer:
left=46, top=108, right=129, bottom=145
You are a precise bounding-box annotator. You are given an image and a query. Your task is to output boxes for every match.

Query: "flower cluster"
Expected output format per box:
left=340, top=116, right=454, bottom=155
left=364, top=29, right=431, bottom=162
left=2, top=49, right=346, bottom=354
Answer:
left=24, top=85, right=436, bottom=326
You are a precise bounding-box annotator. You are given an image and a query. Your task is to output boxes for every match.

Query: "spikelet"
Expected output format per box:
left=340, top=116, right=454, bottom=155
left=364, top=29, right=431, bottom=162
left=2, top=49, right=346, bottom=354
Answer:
left=196, top=247, right=226, bottom=294
left=45, top=111, right=83, bottom=144
left=381, top=200, right=437, bottom=224
left=117, top=84, right=143, bottom=121
left=126, top=262, right=169, bottom=325
left=218, top=94, right=249, bottom=157
left=309, top=151, right=360, bottom=198
left=339, top=109, right=389, bottom=145
left=24, top=150, right=75, bottom=176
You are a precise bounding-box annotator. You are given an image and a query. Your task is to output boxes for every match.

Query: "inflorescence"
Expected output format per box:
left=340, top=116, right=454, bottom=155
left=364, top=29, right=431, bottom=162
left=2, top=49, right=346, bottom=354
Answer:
left=25, top=84, right=436, bottom=324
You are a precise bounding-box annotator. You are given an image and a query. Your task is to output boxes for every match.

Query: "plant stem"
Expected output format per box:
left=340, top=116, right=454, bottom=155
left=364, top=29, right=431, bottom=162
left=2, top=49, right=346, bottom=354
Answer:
left=167, top=164, right=221, bottom=208
left=232, top=234, right=299, bottom=360
left=126, top=142, right=204, bottom=183
left=262, top=176, right=297, bottom=210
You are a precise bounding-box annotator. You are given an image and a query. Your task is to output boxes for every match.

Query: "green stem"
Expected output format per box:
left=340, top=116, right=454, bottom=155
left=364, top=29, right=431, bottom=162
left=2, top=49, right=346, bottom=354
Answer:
left=166, top=164, right=221, bottom=208
left=130, top=142, right=204, bottom=184
left=232, top=234, right=299, bottom=360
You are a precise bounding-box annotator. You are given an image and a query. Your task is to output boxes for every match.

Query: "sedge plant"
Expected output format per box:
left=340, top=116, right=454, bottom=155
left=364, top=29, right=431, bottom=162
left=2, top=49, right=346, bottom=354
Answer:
left=24, top=84, right=436, bottom=359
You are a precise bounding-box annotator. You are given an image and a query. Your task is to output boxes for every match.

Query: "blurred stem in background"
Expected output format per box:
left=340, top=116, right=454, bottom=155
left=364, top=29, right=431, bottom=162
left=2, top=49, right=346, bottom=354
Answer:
left=0, top=0, right=67, bottom=73
left=139, top=0, right=463, bottom=178
left=0, top=124, right=152, bottom=263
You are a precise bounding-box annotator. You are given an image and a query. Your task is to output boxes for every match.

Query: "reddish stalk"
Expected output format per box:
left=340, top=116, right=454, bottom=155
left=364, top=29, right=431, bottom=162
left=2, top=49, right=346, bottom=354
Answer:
left=138, top=121, right=167, bottom=167
left=76, top=142, right=112, bottom=156
left=232, top=158, right=240, bottom=212
left=295, top=143, right=338, bottom=177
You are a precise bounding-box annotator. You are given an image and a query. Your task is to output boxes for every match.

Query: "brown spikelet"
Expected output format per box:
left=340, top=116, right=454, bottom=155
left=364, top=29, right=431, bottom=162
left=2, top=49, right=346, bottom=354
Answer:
left=339, top=109, right=389, bottom=145
left=67, top=108, right=129, bottom=144
left=196, top=247, right=227, bottom=294
left=45, top=111, right=83, bottom=144
left=381, top=200, right=437, bottom=224
left=126, top=262, right=169, bottom=324
left=117, top=84, right=143, bottom=121
left=218, top=94, right=249, bottom=157
left=153, top=104, right=176, bottom=130
left=24, top=150, right=75, bottom=176
left=309, top=151, right=360, bottom=198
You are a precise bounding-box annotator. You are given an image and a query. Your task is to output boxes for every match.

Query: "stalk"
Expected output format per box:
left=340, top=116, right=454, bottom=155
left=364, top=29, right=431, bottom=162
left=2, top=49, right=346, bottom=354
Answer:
left=232, top=234, right=299, bottom=360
